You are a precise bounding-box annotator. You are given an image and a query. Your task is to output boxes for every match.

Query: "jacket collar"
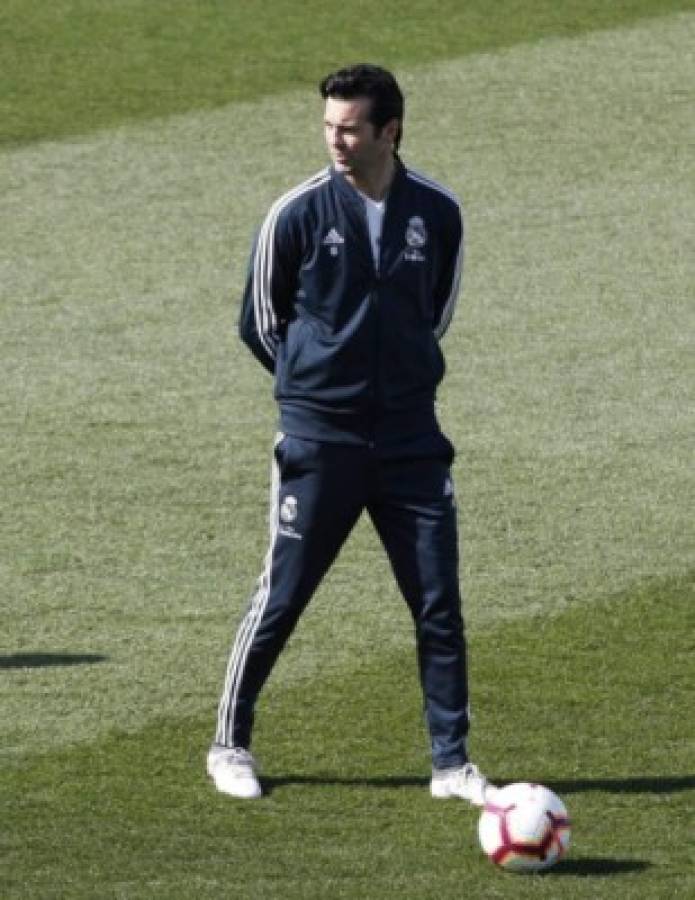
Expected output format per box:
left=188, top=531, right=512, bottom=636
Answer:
left=330, top=156, right=407, bottom=207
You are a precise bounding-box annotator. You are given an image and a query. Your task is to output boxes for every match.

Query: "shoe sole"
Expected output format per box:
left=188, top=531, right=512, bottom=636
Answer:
left=430, top=780, right=487, bottom=804
left=210, top=776, right=262, bottom=800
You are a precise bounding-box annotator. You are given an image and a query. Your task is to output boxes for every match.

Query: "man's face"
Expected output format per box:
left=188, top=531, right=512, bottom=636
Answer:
left=323, top=96, right=394, bottom=178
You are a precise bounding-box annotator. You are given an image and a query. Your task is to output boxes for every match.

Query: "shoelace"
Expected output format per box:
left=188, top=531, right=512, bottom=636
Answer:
left=225, top=748, right=255, bottom=768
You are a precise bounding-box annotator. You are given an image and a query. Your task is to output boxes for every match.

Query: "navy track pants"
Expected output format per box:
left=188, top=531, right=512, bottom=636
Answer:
left=215, top=432, right=470, bottom=769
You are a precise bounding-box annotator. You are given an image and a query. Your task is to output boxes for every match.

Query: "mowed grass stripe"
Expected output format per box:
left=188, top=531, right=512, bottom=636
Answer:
left=2, top=572, right=693, bottom=898
left=2, top=0, right=693, bottom=146
left=2, top=15, right=694, bottom=755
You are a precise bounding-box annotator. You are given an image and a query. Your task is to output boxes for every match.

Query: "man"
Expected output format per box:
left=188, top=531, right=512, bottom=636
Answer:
left=208, top=64, right=493, bottom=803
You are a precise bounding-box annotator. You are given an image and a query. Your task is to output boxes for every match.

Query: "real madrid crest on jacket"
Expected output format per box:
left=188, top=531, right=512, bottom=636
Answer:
left=239, top=159, right=463, bottom=447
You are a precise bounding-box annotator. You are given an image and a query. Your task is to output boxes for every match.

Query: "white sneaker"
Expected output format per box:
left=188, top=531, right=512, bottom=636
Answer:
left=207, top=747, right=262, bottom=799
left=430, top=762, right=493, bottom=806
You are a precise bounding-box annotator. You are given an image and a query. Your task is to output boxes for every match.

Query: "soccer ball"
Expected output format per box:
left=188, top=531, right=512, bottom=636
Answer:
left=478, top=782, right=571, bottom=872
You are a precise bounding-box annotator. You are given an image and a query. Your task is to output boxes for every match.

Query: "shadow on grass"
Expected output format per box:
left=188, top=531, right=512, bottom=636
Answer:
left=0, top=652, right=108, bottom=669
left=263, top=773, right=695, bottom=796
left=263, top=774, right=428, bottom=793
left=552, top=857, right=652, bottom=876
left=543, top=775, right=695, bottom=795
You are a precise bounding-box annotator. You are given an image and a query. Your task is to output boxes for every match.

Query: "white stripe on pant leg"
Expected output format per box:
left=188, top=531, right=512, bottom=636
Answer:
left=215, top=433, right=284, bottom=747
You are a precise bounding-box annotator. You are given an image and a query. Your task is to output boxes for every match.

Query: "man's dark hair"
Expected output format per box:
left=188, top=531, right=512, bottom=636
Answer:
left=319, top=64, right=404, bottom=151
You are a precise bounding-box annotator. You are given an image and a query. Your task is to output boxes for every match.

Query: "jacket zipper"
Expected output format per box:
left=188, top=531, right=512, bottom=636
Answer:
left=357, top=199, right=382, bottom=448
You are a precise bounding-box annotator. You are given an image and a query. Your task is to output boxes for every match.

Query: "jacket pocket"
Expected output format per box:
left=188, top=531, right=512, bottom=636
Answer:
left=284, top=318, right=315, bottom=374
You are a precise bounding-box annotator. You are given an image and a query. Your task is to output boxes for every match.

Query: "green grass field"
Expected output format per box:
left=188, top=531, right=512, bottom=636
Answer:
left=2, top=0, right=692, bottom=146
left=2, top=1, right=694, bottom=897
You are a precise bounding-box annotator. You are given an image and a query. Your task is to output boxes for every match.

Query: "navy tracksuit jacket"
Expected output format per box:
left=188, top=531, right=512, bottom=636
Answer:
left=215, top=160, right=471, bottom=768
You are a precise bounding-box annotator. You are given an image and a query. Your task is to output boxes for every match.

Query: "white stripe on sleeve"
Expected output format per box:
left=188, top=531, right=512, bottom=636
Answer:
left=251, top=169, right=330, bottom=359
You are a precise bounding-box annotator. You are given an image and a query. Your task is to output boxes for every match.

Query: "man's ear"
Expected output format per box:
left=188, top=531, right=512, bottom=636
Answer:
left=379, top=117, right=400, bottom=150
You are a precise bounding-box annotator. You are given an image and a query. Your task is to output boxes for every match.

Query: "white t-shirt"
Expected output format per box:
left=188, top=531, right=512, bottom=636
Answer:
left=358, top=191, right=386, bottom=269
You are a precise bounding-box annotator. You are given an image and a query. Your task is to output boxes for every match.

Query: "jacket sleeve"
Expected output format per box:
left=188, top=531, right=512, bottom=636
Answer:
left=238, top=204, right=300, bottom=373
left=432, top=203, right=464, bottom=341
